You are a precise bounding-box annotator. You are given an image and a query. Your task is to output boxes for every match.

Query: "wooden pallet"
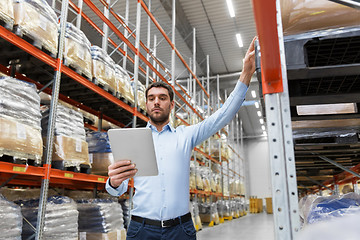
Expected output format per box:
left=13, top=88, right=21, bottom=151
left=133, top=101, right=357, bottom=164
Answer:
left=92, top=78, right=117, bottom=96
left=51, top=160, right=91, bottom=174
left=0, top=150, right=41, bottom=167
left=63, top=59, right=92, bottom=81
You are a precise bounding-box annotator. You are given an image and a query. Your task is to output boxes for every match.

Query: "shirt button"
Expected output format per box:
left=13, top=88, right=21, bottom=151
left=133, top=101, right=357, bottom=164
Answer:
left=162, top=188, right=165, bottom=191
left=161, top=173, right=164, bottom=176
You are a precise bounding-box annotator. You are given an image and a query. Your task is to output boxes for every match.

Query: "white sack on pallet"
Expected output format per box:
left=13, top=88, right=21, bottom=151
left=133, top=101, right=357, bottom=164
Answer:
left=13, top=0, right=58, bottom=55
left=0, top=77, right=41, bottom=130
left=16, top=196, right=79, bottom=240
left=0, top=194, right=22, bottom=240
left=115, top=64, right=134, bottom=104
left=64, top=23, right=92, bottom=79
left=76, top=199, right=124, bottom=233
left=0, top=0, right=14, bottom=27
left=41, top=103, right=86, bottom=140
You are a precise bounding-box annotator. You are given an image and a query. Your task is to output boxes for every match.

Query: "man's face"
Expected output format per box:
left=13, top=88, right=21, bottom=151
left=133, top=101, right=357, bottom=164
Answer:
left=146, top=87, right=174, bottom=125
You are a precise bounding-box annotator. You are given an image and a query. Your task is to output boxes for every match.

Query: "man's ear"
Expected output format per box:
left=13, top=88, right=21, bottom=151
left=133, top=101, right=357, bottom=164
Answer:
left=170, top=100, right=175, bottom=110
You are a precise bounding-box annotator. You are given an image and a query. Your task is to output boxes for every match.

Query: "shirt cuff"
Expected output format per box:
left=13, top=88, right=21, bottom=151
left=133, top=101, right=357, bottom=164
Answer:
left=105, top=178, right=127, bottom=196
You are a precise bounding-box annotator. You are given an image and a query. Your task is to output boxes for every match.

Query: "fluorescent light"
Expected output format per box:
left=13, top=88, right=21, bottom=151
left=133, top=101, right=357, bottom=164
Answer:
left=236, top=33, right=243, bottom=48
left=251, top=90, right=256, bottom=98
left=226, top=0, right=235, bottom=18
left=261, top=125, right=265, bottom=131
left=259, top=118, right=264, bottom=124
left=296, top=103, right=357, bottom=116
left=255, top=102, right=259, bottom=108
left=257, top=111, right=262, bottom=117
left=263, top=131, right=267, bottom=136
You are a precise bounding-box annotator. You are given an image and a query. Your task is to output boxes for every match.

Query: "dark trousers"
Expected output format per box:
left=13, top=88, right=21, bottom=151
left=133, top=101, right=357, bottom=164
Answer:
left=126, top=218, right=197, bottom=240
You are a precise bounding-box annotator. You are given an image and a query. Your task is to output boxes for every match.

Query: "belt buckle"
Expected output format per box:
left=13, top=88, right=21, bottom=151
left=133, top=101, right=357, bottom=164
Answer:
left=161, top=220, right=166, bottom=228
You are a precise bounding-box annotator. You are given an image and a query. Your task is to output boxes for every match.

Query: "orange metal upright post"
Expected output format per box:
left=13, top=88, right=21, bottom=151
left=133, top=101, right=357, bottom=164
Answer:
left=251, top=0, right=300, bottom=239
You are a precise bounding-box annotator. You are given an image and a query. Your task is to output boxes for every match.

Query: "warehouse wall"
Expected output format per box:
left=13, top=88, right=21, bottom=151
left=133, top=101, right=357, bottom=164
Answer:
left=244, top=137, right=272, bottom=198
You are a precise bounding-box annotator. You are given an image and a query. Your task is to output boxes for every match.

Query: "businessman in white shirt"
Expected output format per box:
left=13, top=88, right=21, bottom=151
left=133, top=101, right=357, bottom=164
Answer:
left=106, top=37, right=256, bottom=240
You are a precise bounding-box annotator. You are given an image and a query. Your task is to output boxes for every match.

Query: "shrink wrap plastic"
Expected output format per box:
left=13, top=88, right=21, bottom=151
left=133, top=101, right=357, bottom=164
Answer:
left=0, top=0, right=14, bottom=26
left=130, top=80, right=146, bottom=111
left=16, top=196, right=79, bottom=240
left=64, top=23, right=92, bottom=79
left=190, top=161, right=196, bottom=190
left=41, top=104, right=85, bottom=140
left=91, top=46, right=117, bottom=92
left=190, top=201, right=202, bottom=230
left=86, top=132, right=113, bottom=175
left=0, top=77, right=42, bottom=162
left=198, top=202, right=219, bottom=224
left=281, top=0, right=360, bottom=36
left=13, top=0, right=58, bottom=55
left=76, top=199, right=124, bottom=233
left=0, top=77, right=41, bottom=130
left=300, top=193, right=360, bottom=225
left=115, top=65, right=134, bottom=104
left=42, top=104, right=89, bottom=167
left=0, top=194, right=22, bottom=240
left=119, top=198, right=130, bottom=228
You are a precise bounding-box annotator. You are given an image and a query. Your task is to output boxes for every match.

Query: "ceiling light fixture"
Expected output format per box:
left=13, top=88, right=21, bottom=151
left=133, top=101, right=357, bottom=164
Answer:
left=259, top=118, right=264, bottom=124
left=236, top=33, right=243, bottom=48
left=261, top=125, right=265, bottom=131
left=296, top=103, right=357, bottom=116
left=257, top=111, right=262, bottom=117
left=226, top=0, right=235, bottom=18
left=263, top=131, right=267, bottom=136
left=255, top=101, right=259, bottom=108
left=251, top=90, right=256, bottom=98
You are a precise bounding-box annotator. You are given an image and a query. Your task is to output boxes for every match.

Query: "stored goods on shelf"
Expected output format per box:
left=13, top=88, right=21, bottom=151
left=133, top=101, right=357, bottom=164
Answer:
left=91, top=46, right=117, bottom=93
left=42, top=103, right=90, bottom=169
left=301, top=192, right=360, bottom=225
left=64, top=23, right=92, bottom=80
left=115, top=65, right=134, bottom=104
left=87, top=132, right=113, bottom=176
left=16, top=196, right=79, bottom=240
left=190, top=201, right=202, bottom=231
left=119, top=198, right=130, bottom=228
left=0, top=194, right=22, bottom=240
left=281, top=0, right=360, bottom=35
left=190, top=161, right=196, bottom=190
left=198, top=201, right=219, bottom=224
left=0, top=187, right=57, bottom=202
left=130, top=80, right=146, bottom=111
left=77, top=199, right=125, bottom=236
left=0, top=77, right=43, bottom=163
left=13, top=0, right=58, bottom=55
left=0, top=0, right=14, bottom=28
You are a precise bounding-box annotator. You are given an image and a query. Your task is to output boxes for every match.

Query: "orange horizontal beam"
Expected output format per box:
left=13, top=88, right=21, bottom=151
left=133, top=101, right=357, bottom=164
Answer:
left=140, top=0, right=210, bottom=99
left=252, top=0, right=283, bottom=94
left=83, top=0, right=202, bottom=119
left=194, top=148, right=221, bottom=165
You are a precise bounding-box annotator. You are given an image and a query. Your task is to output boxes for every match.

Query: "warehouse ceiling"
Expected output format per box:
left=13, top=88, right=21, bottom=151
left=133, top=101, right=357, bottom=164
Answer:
left=61, top=0, right=360, bottom=191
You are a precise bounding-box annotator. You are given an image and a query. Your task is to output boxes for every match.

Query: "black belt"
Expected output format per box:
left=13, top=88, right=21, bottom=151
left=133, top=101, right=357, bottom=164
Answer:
left=131, top=212, right=191, bottom=228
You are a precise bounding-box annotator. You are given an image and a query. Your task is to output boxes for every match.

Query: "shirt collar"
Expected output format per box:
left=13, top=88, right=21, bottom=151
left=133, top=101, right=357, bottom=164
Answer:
left=146, top=122, right=175, bottom=133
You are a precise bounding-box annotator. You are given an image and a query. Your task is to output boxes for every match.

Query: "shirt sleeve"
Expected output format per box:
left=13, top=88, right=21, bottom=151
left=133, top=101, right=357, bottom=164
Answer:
left=187, top=81, right=248, bottom=148
left=105, top=178, right=129, bottom=196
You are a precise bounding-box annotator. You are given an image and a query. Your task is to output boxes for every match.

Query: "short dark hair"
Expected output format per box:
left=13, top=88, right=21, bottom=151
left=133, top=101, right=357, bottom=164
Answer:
left=145, top=82, right=174, bottom=102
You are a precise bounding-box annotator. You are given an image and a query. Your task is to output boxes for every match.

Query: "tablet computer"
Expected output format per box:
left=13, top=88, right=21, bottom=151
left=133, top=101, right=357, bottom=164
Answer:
left=107, top=128, right=158, bottom=177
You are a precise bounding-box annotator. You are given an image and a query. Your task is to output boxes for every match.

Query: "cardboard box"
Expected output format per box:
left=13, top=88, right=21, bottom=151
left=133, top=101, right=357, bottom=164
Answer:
left=90, top=152, right=113, bottom=176
left=0, top=116, right=43, bottom=162
left=50, top=135, right=90, bottom=166
left=13, top=0, right=58, bottom=55
left=79, top=229, right=126, bottom=240
left=266, top=197, right=273, bottom=214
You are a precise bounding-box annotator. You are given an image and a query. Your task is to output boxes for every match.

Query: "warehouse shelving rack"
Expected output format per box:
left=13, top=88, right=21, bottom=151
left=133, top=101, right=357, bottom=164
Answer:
left=0, top=0, right=248, bottom=238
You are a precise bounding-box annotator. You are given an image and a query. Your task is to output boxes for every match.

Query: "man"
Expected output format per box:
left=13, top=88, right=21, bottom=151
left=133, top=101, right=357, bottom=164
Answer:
left=106, top=37, right=256, bottom=240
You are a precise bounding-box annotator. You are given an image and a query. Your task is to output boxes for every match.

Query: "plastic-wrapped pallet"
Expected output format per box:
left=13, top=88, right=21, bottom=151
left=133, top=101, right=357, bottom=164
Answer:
left=130, top=80, right=146, bottom=111
left=91, top=46, right=117, bottom=93
left=0, top=0, right=14, bottom=28
left=199, top=201, right=219, bottom=223
left=190, top=201, right=202, bottom=231
left=77, top=199, right=125, bottom=240
left=64, top=23, right=92, bottom=80
left=0, top=77, right=43, bottom=164
left=119, top=198, right=130, bottom=229
left=115, top=65, right=134, bottom=104
left=13, top=0, right=58, bottom=56
left=41, top=104, right=90, bottom=169
left=306, top=193, right=360, bottom=225
left=189, top=161, right=196, bottom=190
left=86, top=132, right=113, bottom=176
left=0, top=194, right=22, bottom=240
left=16, top=196, right=79, bottom=240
